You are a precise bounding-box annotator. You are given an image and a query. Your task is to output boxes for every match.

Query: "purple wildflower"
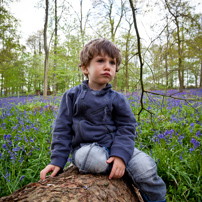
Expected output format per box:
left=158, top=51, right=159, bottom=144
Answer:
left=3, top=171, right=10, bottom=182
left=13, top=147, right=20, bottom=152
left=3, top=144, right=7, bottom=150
left=20, top=175, right=25, bottom=181
left=33, top=127, right=38, bottom=131
left=180, top=153, right=183, bottom=161
left=7, top=134, right=11, bottom=140
left=8, top=141, right=12, bottom=147
left=178, top=135, right=184, bottom=144
left=24, top=135, right=28, bottom=142
left=196, top=131, right=201, bottom=138
left=191, top=138, right=200, bottom=149
left=19, top=157, right=23, bottom=163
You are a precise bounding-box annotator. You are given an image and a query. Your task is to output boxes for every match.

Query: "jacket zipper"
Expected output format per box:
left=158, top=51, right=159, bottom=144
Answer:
left=91, top=107, right=105, bottom=115
left=78, top=121, right=83, bottom=142
left=78, top=90, right=87, bottom=141
left=105, top=125, right=111, bottom=133
left=91, top=106, right=108, bottom=121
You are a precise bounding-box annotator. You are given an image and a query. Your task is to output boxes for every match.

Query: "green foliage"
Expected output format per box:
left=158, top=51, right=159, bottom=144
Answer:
left=131, top=91, right=202, bottom=201
left=1, top=90, right=202, bottom=200
left=0, top=97, right=59, bottom=196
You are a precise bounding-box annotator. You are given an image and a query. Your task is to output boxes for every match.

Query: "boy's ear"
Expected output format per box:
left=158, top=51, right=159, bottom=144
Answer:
left=82, top=65, right=88, bottom=74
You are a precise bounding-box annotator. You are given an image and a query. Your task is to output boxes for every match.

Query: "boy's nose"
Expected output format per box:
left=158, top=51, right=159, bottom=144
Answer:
left=104, top=62, right=110, bottom=71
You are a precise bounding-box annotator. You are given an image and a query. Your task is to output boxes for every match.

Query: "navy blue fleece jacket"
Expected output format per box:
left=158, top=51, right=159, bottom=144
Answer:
left=50, top=80, right=137, bottom=168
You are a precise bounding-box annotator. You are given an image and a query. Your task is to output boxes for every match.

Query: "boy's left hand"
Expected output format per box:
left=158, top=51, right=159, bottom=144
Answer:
left=106, top=156, right=125, bottom=179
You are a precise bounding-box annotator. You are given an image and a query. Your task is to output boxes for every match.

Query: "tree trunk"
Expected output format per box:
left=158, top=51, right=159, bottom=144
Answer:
left=125, top=26, right=132, bottom=91
left=53, top=0, right=57, bottom=95
left=0, top=166, right=143, bottom=202
left=43, top=0, right=49, bottom=99
left=195, top=74, right=198, bottom=88
left=176, top=21, right=183, bottom=92
left=165, top=16, right=169, bottom=87
left=200, top=59, right=202, bottom=87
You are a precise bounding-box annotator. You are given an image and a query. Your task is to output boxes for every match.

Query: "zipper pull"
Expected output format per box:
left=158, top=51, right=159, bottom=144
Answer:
left=81, top=90, right=87, bottom=99
left=103, top=106, right=108, bottom=121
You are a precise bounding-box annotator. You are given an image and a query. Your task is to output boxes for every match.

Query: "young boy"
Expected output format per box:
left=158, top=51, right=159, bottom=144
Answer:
left=40, top=38, right=166, bottom=202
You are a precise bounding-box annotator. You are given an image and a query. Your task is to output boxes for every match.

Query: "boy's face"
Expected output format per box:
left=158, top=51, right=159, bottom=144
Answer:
left=82, top=53, right=116, bottom=91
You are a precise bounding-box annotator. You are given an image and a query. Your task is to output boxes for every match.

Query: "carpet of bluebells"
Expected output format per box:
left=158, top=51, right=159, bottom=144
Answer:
left=0, top=89, right=202, bottom=201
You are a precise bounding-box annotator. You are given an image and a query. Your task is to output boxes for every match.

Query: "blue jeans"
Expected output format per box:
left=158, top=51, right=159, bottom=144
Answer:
left=71, top=143, right=166, bottom=202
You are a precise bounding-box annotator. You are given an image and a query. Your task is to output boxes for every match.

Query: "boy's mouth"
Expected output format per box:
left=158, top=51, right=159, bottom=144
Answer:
left=102, top=73, right=111, bottom=77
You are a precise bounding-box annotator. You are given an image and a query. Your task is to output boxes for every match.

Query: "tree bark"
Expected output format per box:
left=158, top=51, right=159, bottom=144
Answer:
left=200, top=59, right=202, bottom=87
left=43, top=0, right=49, bottom=99
left=164, top=0, right=184, bottom=92
left=53, top=0, right=58, bottom=95
left=125, top=23, right=132, bottom=91
left=0, top=166, right=143, bottom=202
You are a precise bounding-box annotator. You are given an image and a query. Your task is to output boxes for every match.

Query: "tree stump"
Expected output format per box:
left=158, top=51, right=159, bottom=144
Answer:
left=0, top=165, right=144, bottom=202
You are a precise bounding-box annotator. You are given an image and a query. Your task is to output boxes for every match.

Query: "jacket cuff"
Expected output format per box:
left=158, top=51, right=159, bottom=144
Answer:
left=109, top=147, right=132, bottom=165
left=50, top=156, right=67, bottom=169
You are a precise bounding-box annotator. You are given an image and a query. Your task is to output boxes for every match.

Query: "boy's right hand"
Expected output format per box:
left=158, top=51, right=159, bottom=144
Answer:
left=40, top=164, right=60, bottom=180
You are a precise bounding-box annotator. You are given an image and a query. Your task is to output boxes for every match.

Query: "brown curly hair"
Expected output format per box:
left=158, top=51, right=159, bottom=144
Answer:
left=79, top=38, right=122, bottom=77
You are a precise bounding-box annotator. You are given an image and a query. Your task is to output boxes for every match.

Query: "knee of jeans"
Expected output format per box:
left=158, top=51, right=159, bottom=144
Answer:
left=74, top=144, right=109, bottom=174
left=127, top=150, right=157, bottom=180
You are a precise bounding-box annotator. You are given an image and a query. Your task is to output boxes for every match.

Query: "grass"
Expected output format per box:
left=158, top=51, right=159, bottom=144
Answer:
left=0, top=89, right=202, bottom=201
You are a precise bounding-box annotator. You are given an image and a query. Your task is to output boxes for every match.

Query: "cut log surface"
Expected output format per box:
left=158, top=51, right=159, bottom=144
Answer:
left=0, top=165, right=143, bottom=202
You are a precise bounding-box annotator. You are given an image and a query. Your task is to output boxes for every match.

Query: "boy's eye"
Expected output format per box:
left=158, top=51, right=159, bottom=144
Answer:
left=98, top=59, right=104, bottom=63
left=110, top=61, right=116, bottom=65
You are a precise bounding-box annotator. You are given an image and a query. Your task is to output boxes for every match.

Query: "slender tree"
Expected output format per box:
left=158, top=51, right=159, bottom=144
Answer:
left=164, top=0, right=196, bottom=92
left=53, top=0, right=58, bottom=95
left=43, top=0, right=49, bottom=99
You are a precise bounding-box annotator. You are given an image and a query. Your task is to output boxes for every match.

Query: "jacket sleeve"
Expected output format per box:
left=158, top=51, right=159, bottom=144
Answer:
left=50, top=90, right=74, bottom=168
left=110, top=93, right=137, bottom=165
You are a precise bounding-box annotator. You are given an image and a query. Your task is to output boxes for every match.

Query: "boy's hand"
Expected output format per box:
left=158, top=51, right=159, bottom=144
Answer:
left=40, top=164, right=60, bottom=180
left=106, top=156, right=125, bottom=179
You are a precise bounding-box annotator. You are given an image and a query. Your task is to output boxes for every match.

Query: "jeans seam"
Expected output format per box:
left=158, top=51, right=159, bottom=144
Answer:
left=135, top=164, right=157, bottom=180
left=81, top=143, right=96, bottom=171
left=126, top=164, right=157, bottom=201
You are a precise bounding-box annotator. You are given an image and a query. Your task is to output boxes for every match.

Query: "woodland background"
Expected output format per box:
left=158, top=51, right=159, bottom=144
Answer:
left=1, top=0, right=202, bottom=99
left=1, top=0, right=202, bottom=200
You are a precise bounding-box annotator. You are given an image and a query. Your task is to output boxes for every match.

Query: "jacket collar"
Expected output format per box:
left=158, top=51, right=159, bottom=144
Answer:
left=82, top=80, right=112, bottom=95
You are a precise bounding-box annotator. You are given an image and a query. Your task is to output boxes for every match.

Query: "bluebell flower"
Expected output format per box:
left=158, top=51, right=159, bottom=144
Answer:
left=7, top=134, right=11, bottom=140
left=196, top=131, right=201, bottom=138
left=24, top=136, right=28, bottom=142
left=3, top=144, right=7, bottom=150
left=178, top=135, right=184, bottom=144
left=180, top=152, right=183, bottom=161
left=8, top=141, right=12, bottom=147
left=20, top=175, right=25, bottom=181
left=3, top=170, right=10, bottom=182
left=190, top=123, right=194, bottom=128
left=12, top=125, right=18, bottom=130
left=33, top=127, right=38, bottom=131
left=189, top=148, right=194, bottom=153
left=13, top=147, right=20, bottom=152
left=191, top=138, right=200, bottom=149
left=19, top=157, right=23, bottom=163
